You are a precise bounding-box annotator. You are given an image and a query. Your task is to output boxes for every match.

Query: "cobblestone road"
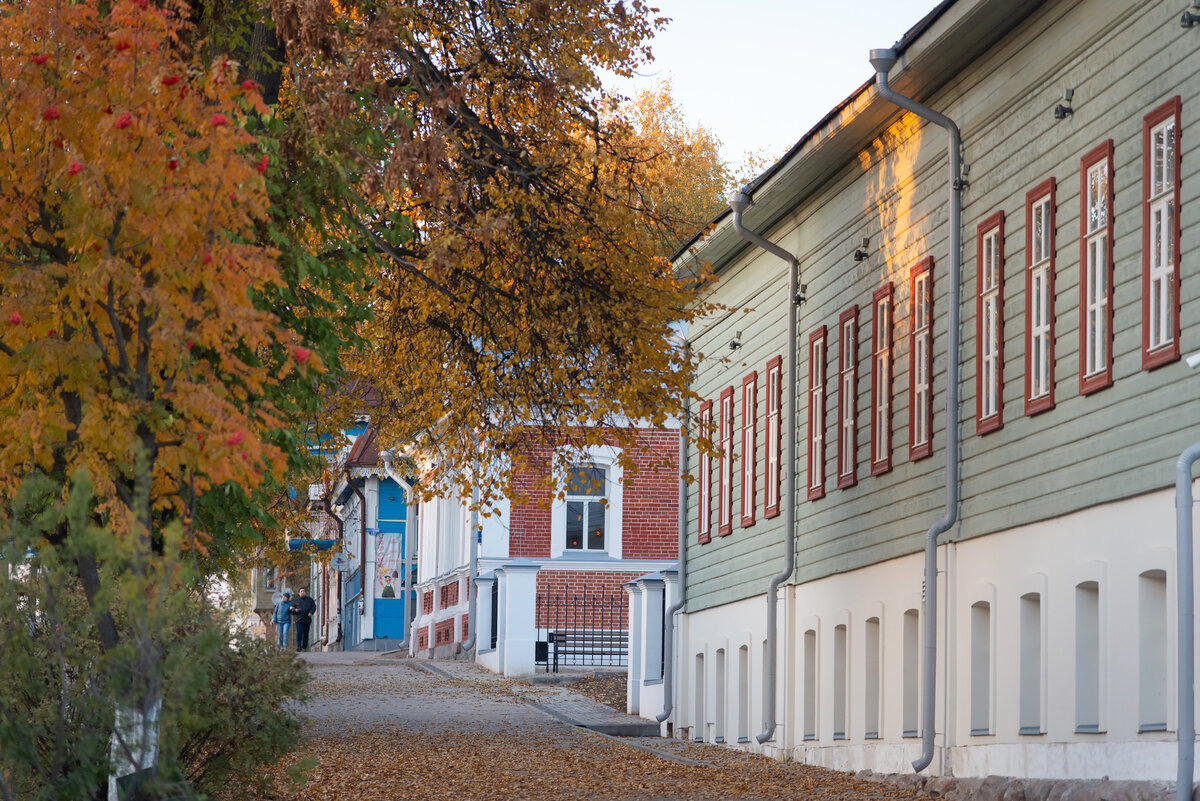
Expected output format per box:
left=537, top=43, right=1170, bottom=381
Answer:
left=242, top=651, right=935, bottom=801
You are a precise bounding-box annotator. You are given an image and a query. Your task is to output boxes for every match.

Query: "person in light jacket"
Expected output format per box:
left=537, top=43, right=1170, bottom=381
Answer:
left=273, top=590, right=293, bottom=647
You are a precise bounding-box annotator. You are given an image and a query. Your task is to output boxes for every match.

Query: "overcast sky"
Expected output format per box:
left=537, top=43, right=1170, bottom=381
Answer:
left=605, top=1, right=938, bottom=169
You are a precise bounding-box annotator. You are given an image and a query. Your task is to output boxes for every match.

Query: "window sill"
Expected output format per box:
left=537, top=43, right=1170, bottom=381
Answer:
left=902, top=730, right=918, bottom=739
left=641, top=678, right=663, bottom=687
left=803, top=734, right=817, bottom=741
left=1075, top=724, right=1104, bottom=734
left=1018, top=726, right=1044, bottom=736
left=969, top=728, right=993, bottom=737
left=1138, top=723, right=1168, bottom=733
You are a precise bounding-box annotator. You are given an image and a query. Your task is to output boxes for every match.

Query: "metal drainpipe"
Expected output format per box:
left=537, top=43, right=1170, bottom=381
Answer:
left=1176, top=441, right=1200, bottom=801
left=728, top=192, right=802, bottom=745
left=869, top=47, right=964, bottom=774
left=380, top=450, right=418, bottom=647
left=462, top=474, right=480, bottom=651
left=658, top=340, right=691, bottom=724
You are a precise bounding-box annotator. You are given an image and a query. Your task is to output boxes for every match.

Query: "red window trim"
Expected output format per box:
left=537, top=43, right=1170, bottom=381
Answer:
left=1024, top=178, right=1057, bottom=416
left=697, top=400, right=713, bottom=544
left=976, top=211, right=1005, bottom=436
left=764, top=355, right=783, bottom=519
left=807, top=326, right=827, bottom=501
left=1079, top=140, right=1115, bottom=396
left=1142, top=96, right=1183, bottom=371
left=871, top=283, right=894, bottom=476
left=741, top=371, right=758, bottom=528
left=837, top=306, right=859, bottom=490
left=718, top=386, right=734, bottom=537
left=909, top=257, right=934, bottom=461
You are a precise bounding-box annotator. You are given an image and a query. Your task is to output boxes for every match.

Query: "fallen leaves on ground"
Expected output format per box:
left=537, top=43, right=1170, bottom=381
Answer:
left=217, top=656, right=936, bottom=801
left=565, top=671, right=627, bottom=712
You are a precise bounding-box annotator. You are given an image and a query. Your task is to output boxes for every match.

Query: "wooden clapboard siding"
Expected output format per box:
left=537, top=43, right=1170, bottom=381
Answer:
left=684, top=0, right=1200, bottom=613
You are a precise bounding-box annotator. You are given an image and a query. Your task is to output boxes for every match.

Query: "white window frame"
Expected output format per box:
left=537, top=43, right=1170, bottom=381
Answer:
left=871, top=285, right=892, bottom=474
left=765, top=357, right=782, bottom=517
left=837, top=309, right=858, bottom=488
left=549, top=445, right=624, bottom=559
left=1148, top=117, right=1176, bottom=353
left=718, top=387, right=733, bottom=535
left=1028, top=191, right=1052, bottom=403
left=910, top=260, right=932, bottom=458
left=808, top=328, right=826, bottom=499
left=977, top=213, right=1004, bottom=434
left=1083, top=150, right=1111, bottom=385
left=740, top=372, right=757, bottom=527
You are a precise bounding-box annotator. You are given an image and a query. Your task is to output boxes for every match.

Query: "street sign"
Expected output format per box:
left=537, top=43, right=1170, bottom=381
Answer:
left=329, top=552, right=349, bottom=571
left=366, top=527, right=380, bottom=536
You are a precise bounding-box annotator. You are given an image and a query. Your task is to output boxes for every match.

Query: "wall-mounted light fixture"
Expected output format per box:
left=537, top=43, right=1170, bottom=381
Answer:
left=729, top=331, right=743, bottom=351
left=1182, top=0, right=1200, bottom=28
left=853, top=237, right=870, bottom=262
left=1054, top=88, right=1074, bottom=120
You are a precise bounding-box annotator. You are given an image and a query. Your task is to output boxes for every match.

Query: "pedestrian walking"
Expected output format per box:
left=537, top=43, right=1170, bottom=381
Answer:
left=291, top=588, right=317, bottom=651
left=273, top=589, right=293, bottom=648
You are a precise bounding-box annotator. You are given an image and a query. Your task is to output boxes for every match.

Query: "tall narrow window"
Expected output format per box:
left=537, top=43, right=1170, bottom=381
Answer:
left=1080, top=141, right=1114, bottom=394
left=1143, top=97, right=1182, bottom=369
left=871, top=285, right=894, bottom=475
left=1139, top=570, right=1167, bottom=732
left=1019, top=592, right=1042, bottom=735
left=564, top=465, right=607, bottom=551
left=976, top=213, right=1005, bottom=435
left=970, top=601, right=992, bottom=735
left=764, top=356, right=783, bottom=518
left=910, top=258, right=934, bottom=460
left=833, top=623, right=848, bottom=739
left=837, top=307, right=858, bottom=489
left=803, top=628, right=818, bottom=740
left=807, top=327, right=827, bottom=500
left=740, top=372, right=758, bottom=527
left=694, top=653, right=706, bottom=741
left=697, top=400, right=713, bottom=544
left=1075, top=581, right=1101, bottom=733
left=902, top=609, right=919, bottom=737
left=864, top=616, right=881, bottom=738
left=1025, top=180, right=1056, bottom=415
left=718, top=387, right=734, bottom=536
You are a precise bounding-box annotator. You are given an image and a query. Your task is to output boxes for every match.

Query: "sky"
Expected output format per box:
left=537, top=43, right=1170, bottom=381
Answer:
left=605, top=0, right=939, bottom=170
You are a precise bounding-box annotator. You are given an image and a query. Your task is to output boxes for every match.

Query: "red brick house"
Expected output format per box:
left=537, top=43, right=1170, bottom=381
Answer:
left=411, top=425, right=680, bottom=675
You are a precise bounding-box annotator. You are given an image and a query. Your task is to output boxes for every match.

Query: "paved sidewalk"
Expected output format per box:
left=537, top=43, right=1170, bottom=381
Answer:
left=414, top=658, right=660, bottom=736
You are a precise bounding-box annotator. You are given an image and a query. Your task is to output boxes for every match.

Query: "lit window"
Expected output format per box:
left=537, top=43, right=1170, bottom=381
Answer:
left=564, top=465, right=606, bottom=551
left=837, top=307, right=858, bottom=489
left=1143, top=97, right=1182, bottom=369
left=977, top=213, right=1005, bottom=435
left=807, top=327, right=827, bottom=500
left=1080, top=142, right=1114, bottom=394
left=910, top=259, right=933, bottom=460
left=871, top=285, right=893, bottom=475
left=1026, top=181, right=1055, bottom=414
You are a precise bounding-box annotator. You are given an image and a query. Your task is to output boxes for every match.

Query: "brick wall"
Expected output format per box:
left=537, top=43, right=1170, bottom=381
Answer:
left=534, top=569, right=641, bottom=628
left=417, top=626, right=429, bottom=650
left=434, top=618, right=456, bottom=647
left=461, top=616, right=469, bottom=641
left=509, top=427, right=679, bottom=560
left=439, top=580, right=460, bottom=609
left=422, top=591, right=433, bottom=614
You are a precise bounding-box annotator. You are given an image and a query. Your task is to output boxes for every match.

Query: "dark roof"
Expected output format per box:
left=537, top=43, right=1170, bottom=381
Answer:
left=345, top=424, right=379, bottom=468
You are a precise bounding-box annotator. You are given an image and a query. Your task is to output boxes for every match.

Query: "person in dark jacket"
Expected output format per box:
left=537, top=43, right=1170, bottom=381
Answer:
left=291, top=588, right=317, bottom=651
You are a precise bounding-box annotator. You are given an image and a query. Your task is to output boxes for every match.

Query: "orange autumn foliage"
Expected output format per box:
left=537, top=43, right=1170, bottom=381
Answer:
left=0, top=0, right=303, bottom=539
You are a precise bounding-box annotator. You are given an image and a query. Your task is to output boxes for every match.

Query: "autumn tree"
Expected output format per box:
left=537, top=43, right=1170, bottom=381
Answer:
left=255, top=0, right=721, bottom=502
left=0, top=1, right=329, bottom=796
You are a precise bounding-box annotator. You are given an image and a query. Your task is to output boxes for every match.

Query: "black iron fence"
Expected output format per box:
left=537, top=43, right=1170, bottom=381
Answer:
left=534, top=591, right=627, bottom=672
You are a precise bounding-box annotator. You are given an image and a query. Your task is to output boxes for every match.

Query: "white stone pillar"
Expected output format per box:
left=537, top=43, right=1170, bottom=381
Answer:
left=638, top=575, right=666, bottom=683
left=625, top=579, right=644, bottom=715
left=495, top=560, right=541, bottom=677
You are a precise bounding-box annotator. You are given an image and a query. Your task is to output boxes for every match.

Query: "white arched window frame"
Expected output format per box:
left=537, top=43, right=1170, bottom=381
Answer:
left=550, top=445, right=624, bottom=559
